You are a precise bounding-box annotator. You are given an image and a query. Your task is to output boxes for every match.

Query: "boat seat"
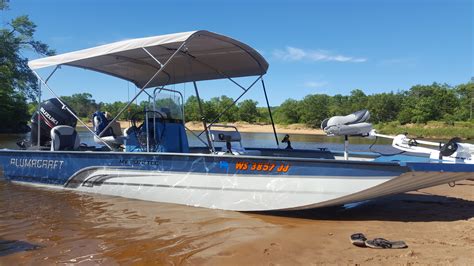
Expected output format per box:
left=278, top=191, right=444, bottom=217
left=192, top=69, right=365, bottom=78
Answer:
left=321, top=109, right=372, bottom=136
left=209, top=129, right=261, bottom=156
left=210, top=130, right=242, bottom=143
left=94, top=135, right=125, bottom=148
left=93, top=115, right=124, bottom=149
left=50, top=125, right=80, bottom=151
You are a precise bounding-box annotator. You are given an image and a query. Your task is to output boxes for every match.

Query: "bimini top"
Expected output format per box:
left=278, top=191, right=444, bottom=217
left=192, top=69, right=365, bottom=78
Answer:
left=28, top=30, right=268, bottom=88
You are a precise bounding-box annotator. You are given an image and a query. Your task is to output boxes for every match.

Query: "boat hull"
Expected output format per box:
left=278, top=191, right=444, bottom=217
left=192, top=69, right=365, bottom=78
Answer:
left=69, top=168, right=399, bottom=211
left=0, top=150, right=472, bottom=211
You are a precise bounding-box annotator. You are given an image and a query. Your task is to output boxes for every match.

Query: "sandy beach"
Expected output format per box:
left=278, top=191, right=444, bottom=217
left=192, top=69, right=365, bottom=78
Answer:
left=185, top=121, right=326, bottom=135
left=189, top=180, right=474, bottom=265
left=84, top=121, right=326, bottom=135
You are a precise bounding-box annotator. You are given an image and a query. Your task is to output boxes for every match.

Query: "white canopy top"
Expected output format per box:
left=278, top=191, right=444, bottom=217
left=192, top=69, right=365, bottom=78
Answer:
left=28, top=30, right=268, bottom=88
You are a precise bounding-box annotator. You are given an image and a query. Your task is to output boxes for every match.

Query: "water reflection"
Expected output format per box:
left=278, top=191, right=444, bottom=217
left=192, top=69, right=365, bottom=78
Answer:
left=0, top=182, right=275, bottom=264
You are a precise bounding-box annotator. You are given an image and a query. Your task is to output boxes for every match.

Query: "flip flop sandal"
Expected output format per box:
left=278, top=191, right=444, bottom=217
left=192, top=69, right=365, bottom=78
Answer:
left=365, top=238, right=407, bottom=249
left=350, top=233, right=367, bottom=247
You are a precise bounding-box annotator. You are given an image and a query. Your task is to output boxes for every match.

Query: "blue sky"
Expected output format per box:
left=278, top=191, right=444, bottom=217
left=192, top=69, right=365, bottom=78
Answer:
left=2, top=0, right=473, bottom=106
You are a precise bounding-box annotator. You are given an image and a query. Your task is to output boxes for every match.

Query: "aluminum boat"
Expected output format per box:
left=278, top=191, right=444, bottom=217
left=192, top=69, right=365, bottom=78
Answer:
left=0, top=30, right=472, bottom=211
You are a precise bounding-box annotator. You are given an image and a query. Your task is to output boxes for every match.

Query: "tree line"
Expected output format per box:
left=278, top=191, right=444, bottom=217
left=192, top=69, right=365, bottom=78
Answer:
left=272, top=82, right=473, bottom=126
left=44, top=82, right=472, bottom=129
left=188, top=83, right=473, bottom=126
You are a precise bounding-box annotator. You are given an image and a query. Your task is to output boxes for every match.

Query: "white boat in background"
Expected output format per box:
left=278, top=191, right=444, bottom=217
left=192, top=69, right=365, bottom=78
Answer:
left=0, top=30, right=472, bottom=211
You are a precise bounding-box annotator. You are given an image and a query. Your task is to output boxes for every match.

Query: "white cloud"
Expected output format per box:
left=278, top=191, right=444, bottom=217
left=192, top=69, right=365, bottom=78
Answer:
left=273, top=46, right=367, bottom=63
left=304, top=81, right=328, bottom=88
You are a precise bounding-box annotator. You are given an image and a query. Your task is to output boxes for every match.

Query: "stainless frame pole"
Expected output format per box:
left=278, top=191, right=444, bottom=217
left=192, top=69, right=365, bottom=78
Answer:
left=145, top=107, right=149, bottom=152
left=261, top=78, right=279, bottom=148
left=193, top=81, right=214, bottom=153
left=185, top=125, right=209, bottom=146
left=196, top=75, right=262, bottom=138
left=45, top=66, right=59, bottom=83
left=35, top=66, right=59, bottom=149
left=98, top=41, right=187, bottom=138
left=32, top=70, right=114, bottom=150
left=36, top=80, right=41, bottom=148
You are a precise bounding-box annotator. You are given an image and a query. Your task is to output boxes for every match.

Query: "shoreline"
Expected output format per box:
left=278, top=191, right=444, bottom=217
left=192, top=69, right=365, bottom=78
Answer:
left=79, top=120, right=473, bottom=140
left=82, top=121, right=326, bottom=135
left=184, top=121, right=326, bottom=135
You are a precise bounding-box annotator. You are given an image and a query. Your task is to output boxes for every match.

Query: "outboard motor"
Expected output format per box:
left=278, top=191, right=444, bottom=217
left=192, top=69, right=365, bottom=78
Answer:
left=30, top=98, right=77, bottom=146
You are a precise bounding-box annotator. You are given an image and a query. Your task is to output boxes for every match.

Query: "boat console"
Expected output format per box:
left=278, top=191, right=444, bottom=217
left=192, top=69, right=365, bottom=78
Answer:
left=123, top=88, right=189, bottom=153
left=124, top=110, right=189, bottom=153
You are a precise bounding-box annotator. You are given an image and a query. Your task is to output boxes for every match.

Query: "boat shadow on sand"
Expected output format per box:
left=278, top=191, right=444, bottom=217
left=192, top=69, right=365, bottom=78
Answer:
left=0, top=239, right=42, bottom=257
left=260, top=184, right=474, bottom=223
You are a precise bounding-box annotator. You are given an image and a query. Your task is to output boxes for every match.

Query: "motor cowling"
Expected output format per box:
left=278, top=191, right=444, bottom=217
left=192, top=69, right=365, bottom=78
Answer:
left=31, top=98, right=77, bottom=146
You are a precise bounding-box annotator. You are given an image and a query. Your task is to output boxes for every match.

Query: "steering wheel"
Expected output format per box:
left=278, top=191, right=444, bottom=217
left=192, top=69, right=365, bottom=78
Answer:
left=130, top=110, right=166, bottom=151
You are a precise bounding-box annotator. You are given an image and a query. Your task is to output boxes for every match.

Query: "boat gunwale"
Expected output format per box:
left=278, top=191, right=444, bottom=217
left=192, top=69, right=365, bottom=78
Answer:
left=0, top=148, right=409, bottom=169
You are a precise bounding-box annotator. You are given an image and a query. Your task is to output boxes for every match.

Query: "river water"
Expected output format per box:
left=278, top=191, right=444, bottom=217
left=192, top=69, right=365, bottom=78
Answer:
left=0, top=131, right=401, bottom=264
left=0, top=181, right=279, bottom=264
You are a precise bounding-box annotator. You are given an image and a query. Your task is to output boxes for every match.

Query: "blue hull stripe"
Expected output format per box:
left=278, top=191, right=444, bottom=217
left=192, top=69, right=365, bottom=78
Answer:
left=0, top=150, right=409, bottom=186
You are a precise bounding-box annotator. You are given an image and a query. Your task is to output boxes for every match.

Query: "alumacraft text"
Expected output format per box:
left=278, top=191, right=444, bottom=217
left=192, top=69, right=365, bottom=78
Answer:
left=10, top=158, right=64, bottom=170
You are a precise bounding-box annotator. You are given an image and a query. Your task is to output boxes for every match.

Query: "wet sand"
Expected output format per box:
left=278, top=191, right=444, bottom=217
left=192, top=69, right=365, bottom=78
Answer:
left=1, top=180, right=473, bottom=265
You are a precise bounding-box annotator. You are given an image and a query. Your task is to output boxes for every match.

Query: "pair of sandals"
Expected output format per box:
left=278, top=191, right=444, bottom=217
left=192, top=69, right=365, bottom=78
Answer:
left=350, top=233, right=407, bottom=249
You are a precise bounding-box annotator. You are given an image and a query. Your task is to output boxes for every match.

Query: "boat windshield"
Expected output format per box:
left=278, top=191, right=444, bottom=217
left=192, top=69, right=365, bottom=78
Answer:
left=151, top=87, right=184, bottom=122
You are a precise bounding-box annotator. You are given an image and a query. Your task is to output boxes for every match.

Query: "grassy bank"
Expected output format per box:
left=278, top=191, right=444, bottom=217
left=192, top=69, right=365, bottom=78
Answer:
left=375, top=121, right=474, bottom=140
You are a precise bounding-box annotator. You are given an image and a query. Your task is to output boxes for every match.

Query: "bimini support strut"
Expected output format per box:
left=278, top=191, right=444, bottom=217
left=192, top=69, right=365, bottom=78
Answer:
left=32, top=70, right=114, bottom=150
left=36, top=80, right=41, bottom=149
left=196, top=75, right=262, bottom=144
left=261, top=78, right=279, bottom=148
left=193, top=81, right=214, bottom=153
left=36, top=66, right=60, bottom=149
left=98, top=41, right=188, bottom=139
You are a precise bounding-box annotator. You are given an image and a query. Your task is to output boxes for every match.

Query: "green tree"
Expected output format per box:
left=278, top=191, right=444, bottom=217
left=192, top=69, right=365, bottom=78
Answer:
left=0, top=3, right=55, bottom=132
left=366, top=92, right=403, bottom=123
left=328, top=94, right=351, bottom=116
left=203, top=98, right=220, bottom=122
left=238, top=99, right=258, bottom=122
left=256, top=107, right=271, bottom=123
left=274, top=99, right=302, bottom=124
left=349, top=89, right=368, bottom=112
left=398, top=83, right=459, bottom=124
left=299, top=94, right=331, bottom=127
left=61, top=93, right=98, bottom=118
left=102, top=101, right=126, bottom=120
left=208, top=96, right=239, bottom=122
left=184, top=96, right=202, bottom=121
left=0, top=88, right=30, bottom=132
left=454, top=83, right=474, bottom=121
